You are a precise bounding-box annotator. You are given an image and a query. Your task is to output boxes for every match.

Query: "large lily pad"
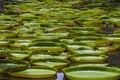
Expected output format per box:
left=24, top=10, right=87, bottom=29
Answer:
left=30, top=53, right=68, bottom=60
left=66, top=42, right=94, bottom=50
left=0, top=30, right=16, bottom=38
left=0, top=40, right=9, bottom=46
left=63, top=66, right=120, bottom=80
left=5, top=50, right=31, bottom=60
left=69, top=54, right=108, bottom=63
left=31, top=58, right=69, bottom=70
left=29, top=42, right=65, bottom=52
left=70, top=49, right=108, bottom=55
left=8, top=66, right=57, bottom=78
left=0, top=60, right=28, bottom=73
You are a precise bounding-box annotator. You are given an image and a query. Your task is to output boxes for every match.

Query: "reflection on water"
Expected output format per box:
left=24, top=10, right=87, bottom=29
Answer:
left=0, top=74, right=10, bottom=80
left=56, top=73, right=64, bottom=80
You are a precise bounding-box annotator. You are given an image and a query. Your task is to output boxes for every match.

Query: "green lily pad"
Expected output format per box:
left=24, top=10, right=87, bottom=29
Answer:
left=0, top=30, right=16, bottom=38
left=67, top=42, right=94, bottom=50
left=69, top=54, right=108, bottom=63
left=8, top=66, right=57, bottom=78
left=63, top=66, right=120, bottom=80
left=0, top=40, right=8, bottom=46
left=0, top=60, right=28, bottom=73
left=32, top=58, right=69, bottom=70
left=71, top=49, right=108, bottom=55
left=5, top=50, right=31, bottom=60
left=30, top=54, right=68, bottom=60
left=29, top=42, right=65, bottom=52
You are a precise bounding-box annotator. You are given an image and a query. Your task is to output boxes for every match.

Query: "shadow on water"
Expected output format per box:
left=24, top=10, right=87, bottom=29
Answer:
left=108, top=50, right=120, bottom=68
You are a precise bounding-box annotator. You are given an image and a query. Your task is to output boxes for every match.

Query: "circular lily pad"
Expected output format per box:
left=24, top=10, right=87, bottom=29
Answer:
left=8, top=66, right=57, bottom=79
left=63, top=66, right=120, bottom=80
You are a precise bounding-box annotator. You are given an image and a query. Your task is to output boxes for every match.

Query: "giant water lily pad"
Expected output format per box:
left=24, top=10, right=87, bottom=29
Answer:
left=9, top=40, right=30, bottom=48
left=0, top=30, right=16, bottom=38
left=30, top=54, right=68, bottom=60
left=63, top=66, right=120, bottom=80
left=66, top=42, right=94, bottom=50
left=69, top=54, right=108, bottom=63
left=38, top=33, right=68, bottom=39
left=29, top=42, right=65, bottom=52
left=74, top=37, right=113, bottom=46
left=71, top=49, right=108, bottom=55
left=0, top=40, right=8, bottom=46
left=0, top=23, right=12, bottom=30
left=30, top=50, right=69, bottom=60
left=8, top=66, right=57, bottom=78
left=5, top=50, right=31, bottom=60
left=18, top=33, right=37, bottom=38
left=104, top=37, right=120, bottom=43
left=0, top=60, right=28, bottom=73
left=96, top=46, right=117, bottom=53
left=31, top=58, right=69, bottom=70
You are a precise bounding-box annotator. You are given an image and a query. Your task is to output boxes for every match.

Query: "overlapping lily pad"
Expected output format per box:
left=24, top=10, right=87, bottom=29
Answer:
left=0, top=0, right=120, bottom=80
left=0, top=60, right=28, bottom=73
left=5, top=50, right=31, bottom=60
left=31, top=58, right=69, bottom=70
